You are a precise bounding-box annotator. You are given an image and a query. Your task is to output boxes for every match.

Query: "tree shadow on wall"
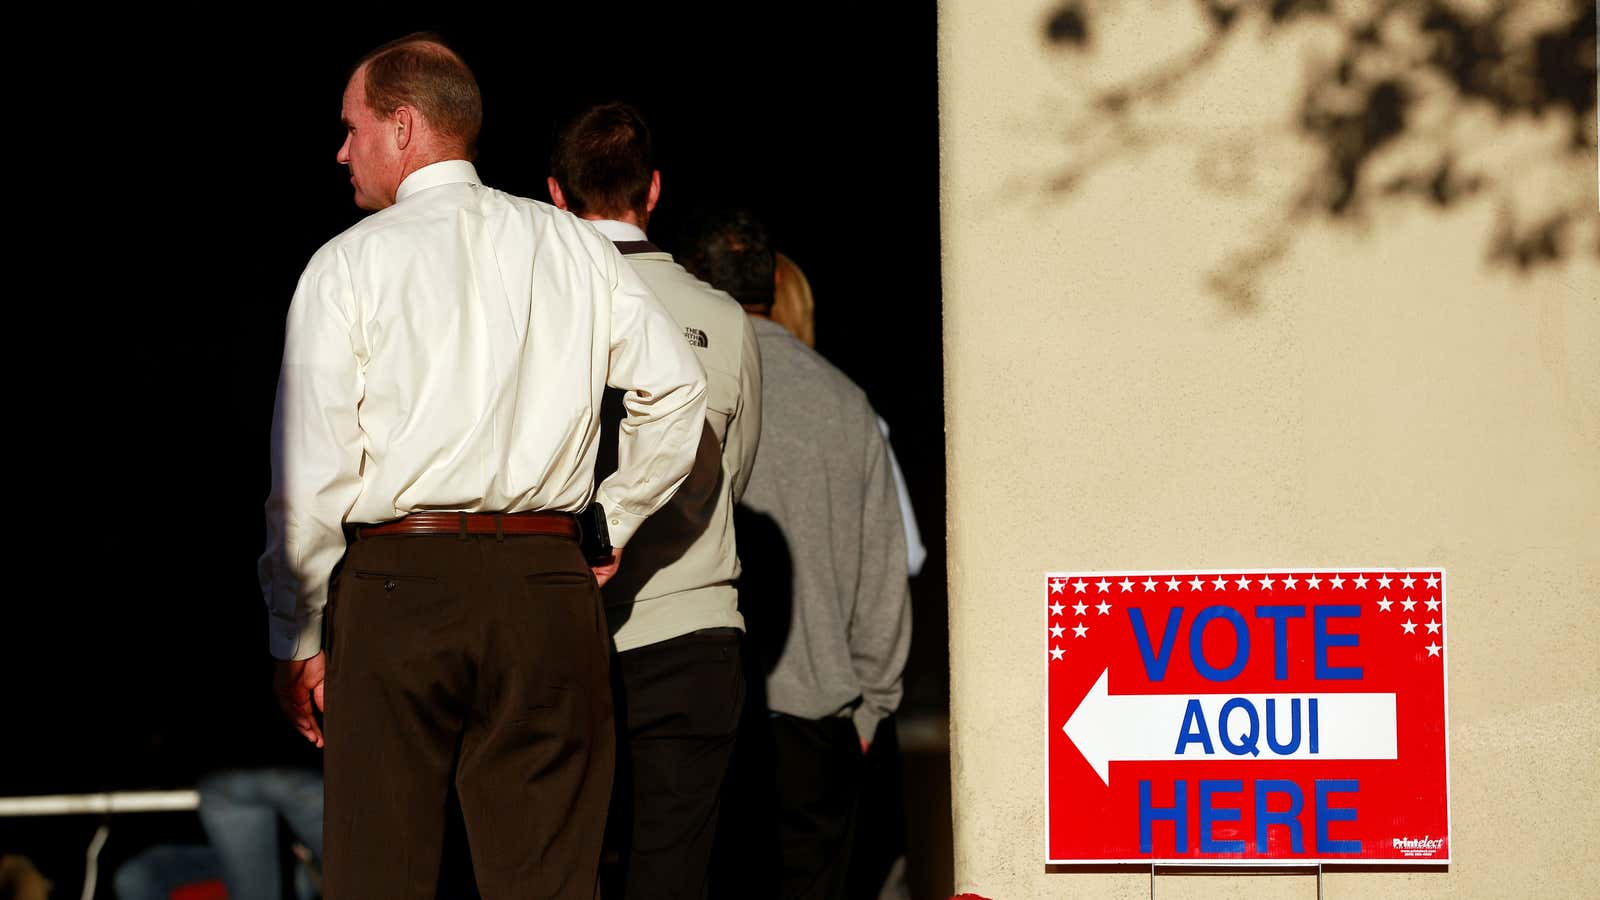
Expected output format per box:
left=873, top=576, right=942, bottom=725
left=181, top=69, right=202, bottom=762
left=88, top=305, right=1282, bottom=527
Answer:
left=1041, top=0, right=1597, bottom=309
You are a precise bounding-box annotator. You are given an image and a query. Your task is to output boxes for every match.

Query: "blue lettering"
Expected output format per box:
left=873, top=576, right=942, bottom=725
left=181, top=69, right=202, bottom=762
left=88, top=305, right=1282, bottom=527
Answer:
left=1265, top=698, right=1302, bottom=754
left=1255, top=605, right=1304, bottom=679
left=1313, top=605, right=1363, bottom=680
left=1199, top=780, right=1245, bottom=853
left=1314, top=779, right=1361, bottom=853
left=1139, top=780, right=1188, bottom=854
left=1175, top=699, right=1215, bottom=755
left=1190, top=606, right=1250, bottom=681
left=1219, top=698, right=1261, bottom=757
left=1255, top=779, right=1304, bottom=852
left=1129, top=607, right=1182, bottom=681
left=1309, top=698, right=1319, bottom=753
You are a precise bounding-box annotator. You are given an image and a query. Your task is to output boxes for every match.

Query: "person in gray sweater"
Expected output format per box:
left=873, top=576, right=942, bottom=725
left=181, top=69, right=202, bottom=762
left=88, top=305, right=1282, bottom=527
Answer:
left=681, top=209, right=911, bottom=900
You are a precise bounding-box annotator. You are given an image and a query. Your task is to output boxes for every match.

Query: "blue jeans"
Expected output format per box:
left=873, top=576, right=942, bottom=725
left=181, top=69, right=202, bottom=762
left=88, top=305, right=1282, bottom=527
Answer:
left=197, top=767, right=324, bottom=900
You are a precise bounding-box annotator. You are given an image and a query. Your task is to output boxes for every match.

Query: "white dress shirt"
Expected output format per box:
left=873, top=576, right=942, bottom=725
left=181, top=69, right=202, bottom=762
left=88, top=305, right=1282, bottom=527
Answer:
left=259, top=160, right=708, bottom=660
left=876, top=417, right=927, bottom=576
left=589, top=219, right=649, bottom=243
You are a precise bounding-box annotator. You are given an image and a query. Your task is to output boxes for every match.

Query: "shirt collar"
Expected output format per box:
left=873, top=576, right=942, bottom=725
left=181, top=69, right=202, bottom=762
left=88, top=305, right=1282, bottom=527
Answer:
left=589, top=219, right=649, bottom=243
left=395, top=159, right=482, bottom=204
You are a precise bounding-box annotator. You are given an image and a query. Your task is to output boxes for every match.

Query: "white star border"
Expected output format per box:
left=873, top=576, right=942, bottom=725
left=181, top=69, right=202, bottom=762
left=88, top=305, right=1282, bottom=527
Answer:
left=1045, top=568, right=1447, bottom=661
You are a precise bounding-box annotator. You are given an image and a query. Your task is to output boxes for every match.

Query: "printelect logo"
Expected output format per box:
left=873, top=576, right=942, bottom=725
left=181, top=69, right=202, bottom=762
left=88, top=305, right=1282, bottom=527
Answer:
left=1392, top=835, right=1444, bottom=856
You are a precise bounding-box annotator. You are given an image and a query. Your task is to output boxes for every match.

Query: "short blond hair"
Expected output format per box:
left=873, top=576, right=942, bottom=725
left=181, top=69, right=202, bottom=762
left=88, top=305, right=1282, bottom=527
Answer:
left=772, top=252, right=815, bottom=348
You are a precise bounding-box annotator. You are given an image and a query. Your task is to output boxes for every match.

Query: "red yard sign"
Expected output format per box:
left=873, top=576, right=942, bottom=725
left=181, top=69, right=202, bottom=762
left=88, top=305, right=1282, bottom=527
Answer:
left=1045, top=569, right=1449, bottom=865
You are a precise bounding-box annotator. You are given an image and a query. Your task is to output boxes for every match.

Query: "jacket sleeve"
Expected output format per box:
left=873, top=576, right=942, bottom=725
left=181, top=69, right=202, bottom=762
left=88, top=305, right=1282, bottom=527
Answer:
left=594, top=248, right=709, bottom=548
left=849, top=406, right=913, bottom=744
left=258, top=244, right=367, bottom=661
left=724, top=312, right=764, bottom=503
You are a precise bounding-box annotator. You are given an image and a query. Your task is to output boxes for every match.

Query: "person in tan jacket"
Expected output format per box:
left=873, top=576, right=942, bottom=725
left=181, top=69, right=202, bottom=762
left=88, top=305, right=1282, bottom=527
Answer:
left=549, top=102, right=762, bottom=900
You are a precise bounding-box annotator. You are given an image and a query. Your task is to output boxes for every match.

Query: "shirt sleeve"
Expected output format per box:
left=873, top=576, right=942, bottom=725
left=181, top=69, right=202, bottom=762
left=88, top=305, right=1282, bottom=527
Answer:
left=876, top=416, right=927, bottom=577
left=258, top=244, right=367, bottom=661
left=594, top=251, right=709, bottom=548
left=725, top=313, right=764, bottom=503
left=850, top=408, right=914, bottom=744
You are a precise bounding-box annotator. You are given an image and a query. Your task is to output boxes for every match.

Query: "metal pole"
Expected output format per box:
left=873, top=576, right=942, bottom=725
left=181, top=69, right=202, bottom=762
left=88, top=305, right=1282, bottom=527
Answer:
left=0, top=790, right=200, bottom=817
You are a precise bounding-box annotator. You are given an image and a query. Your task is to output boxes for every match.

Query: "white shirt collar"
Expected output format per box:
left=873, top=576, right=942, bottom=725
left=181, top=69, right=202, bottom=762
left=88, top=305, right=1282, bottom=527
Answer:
left=395, top=159, right=482, bottom=203
left=589, top=219, right=649, bottom=243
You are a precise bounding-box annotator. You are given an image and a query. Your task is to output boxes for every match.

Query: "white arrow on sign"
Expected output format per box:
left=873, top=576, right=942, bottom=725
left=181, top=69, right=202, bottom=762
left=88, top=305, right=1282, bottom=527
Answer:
left=1062, top=668, right=1398, bottom=786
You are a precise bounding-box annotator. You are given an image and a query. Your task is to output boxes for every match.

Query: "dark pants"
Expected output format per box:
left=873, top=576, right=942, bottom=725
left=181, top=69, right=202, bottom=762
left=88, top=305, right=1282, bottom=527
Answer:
left=323, top=533, right=613, bottom=900
left=712, top=707, right=865, bottom=900
left=770, top=715, right=865, bottom=900
left=603, top=628, right=743, bottom=900
left=845, top=720, right=905, bottom=900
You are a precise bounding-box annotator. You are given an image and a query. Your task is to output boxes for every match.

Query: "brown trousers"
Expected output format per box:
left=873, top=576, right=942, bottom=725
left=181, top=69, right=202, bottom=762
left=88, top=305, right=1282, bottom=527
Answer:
left=322, top=532, right=613, bottom=899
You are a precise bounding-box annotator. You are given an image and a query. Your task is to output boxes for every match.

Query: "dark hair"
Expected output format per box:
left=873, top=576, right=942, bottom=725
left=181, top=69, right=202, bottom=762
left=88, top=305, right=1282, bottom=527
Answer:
left=549, top=102, right=655, bottom=219
left=678, top=208, right=775, bottom=309
left=356, top=32, right=483, bottom=156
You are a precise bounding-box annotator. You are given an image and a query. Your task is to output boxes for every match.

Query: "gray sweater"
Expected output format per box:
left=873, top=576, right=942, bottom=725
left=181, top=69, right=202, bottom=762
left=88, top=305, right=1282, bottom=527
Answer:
left=739, top=317, right=912, bottom=743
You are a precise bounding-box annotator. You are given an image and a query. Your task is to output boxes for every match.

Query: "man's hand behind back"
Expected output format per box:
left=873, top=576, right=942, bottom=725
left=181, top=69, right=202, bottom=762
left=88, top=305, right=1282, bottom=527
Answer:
left=274, top=652, right=327, bottom=748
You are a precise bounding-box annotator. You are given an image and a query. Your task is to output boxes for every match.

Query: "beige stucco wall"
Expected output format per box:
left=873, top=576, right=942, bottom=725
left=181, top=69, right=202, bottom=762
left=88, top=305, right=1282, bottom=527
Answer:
left=938, top=1, right=1598, bottom=897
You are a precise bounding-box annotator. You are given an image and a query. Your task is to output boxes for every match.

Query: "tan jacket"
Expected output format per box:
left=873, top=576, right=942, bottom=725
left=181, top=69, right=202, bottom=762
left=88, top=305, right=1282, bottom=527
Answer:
left=601, top=241, right=763, bottom=652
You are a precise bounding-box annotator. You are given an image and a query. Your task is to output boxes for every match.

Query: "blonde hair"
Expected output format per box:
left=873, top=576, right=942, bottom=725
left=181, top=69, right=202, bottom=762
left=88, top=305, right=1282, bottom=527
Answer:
left=772, top=252, right=816, bottom=348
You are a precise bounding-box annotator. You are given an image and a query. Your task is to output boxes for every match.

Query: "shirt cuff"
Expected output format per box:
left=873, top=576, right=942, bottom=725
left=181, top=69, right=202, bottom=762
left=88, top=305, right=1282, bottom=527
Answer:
left=268, top=607, right=324, bottom=660
left=602, top=505, right=648, bottom=549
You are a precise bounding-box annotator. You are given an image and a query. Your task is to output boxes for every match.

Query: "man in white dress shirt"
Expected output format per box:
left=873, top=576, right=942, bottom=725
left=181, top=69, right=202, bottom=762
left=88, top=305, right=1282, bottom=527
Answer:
left=547, top=102, right=762, bottom=899
left=259, top=35, right=707, bottom=899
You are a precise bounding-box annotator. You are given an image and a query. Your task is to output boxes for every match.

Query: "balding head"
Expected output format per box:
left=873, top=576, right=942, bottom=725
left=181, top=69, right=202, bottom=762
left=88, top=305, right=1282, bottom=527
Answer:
left=336, top=33, right=482, bottom=210
left=354, top=33, right=482, bottom=157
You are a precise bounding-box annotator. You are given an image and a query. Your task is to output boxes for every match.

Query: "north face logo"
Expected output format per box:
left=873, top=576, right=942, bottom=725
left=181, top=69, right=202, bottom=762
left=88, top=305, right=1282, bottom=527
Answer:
left=684, top=327, right=709, bottom=348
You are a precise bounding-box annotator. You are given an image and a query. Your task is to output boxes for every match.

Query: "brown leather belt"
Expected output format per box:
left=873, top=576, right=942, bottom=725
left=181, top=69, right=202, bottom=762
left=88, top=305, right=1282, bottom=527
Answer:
left=355, top=511, right=578, bottom=540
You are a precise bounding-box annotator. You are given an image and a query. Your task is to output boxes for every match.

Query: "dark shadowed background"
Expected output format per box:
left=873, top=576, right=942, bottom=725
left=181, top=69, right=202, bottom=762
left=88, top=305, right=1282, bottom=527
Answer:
left=7, top=7, right=946, bottom=895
